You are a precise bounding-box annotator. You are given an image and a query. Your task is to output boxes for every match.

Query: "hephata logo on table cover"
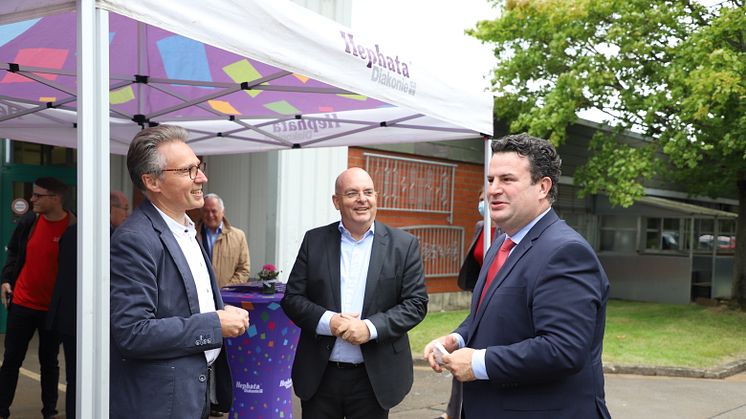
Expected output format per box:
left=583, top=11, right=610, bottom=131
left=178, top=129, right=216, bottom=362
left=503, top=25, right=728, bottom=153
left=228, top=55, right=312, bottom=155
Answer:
left=235, top=381, right=263, bottom=394
left=279, top=378, right=292, bottom=389
left=340, top=31, right=416, bottom=96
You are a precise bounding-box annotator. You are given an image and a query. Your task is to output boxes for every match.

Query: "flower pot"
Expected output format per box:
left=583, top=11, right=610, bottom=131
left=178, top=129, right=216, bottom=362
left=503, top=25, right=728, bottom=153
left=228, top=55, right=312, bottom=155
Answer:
left=260, top=282, right=276, bottom=294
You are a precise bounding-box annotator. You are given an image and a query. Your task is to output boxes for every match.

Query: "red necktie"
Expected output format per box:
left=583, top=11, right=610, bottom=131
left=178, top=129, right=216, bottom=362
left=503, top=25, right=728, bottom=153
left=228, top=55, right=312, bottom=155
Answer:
left=478, top=238, right=516, bottom=308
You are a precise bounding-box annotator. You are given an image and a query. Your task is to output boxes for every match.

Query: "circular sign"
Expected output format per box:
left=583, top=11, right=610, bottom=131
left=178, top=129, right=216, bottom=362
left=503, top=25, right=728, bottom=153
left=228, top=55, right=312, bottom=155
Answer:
left=11, top=198, right=29, bottom=215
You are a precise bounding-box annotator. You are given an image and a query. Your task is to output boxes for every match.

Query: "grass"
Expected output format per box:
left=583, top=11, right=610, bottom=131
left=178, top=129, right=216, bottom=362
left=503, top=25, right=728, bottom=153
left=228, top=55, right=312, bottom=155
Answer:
left=409, top=300, right=746, bottom=369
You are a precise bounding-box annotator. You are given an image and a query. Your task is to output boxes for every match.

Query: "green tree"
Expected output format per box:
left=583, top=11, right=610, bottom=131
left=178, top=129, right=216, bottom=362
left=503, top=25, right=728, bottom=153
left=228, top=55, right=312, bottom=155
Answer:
left=469, top=0, right=746, bottom=305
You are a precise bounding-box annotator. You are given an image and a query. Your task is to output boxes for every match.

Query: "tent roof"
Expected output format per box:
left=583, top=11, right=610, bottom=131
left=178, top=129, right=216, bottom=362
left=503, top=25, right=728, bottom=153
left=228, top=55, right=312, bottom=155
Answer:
left=0, top=0, right=493, bottom=155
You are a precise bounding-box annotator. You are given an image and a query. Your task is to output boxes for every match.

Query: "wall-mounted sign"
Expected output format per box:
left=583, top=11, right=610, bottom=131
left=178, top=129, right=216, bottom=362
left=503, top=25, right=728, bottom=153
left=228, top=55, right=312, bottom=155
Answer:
left=11, top=198, right=29, bottom=215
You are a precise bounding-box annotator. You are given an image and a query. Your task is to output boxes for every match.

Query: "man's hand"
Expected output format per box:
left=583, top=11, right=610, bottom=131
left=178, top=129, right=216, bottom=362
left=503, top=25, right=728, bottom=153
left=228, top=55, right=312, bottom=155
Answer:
left=330, top=312, right=359, bottom=337
left=442, top=347, right=477, bottom=382
left=217, top=305, right=249, bottom=338
left=340, top=317, right=371, bottom=345
left=1, top=283, right=11, bottom=309
left=423, top=335, right=459, bottom=373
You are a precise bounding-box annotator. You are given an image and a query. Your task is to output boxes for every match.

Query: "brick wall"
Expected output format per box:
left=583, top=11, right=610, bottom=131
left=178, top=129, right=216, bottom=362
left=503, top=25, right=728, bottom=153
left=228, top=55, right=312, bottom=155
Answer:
left=349, top=147, right=485, bottom=294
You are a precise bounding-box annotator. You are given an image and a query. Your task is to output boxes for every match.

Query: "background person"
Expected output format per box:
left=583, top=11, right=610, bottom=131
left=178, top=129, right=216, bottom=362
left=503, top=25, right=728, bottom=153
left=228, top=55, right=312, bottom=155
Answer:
left=195, top=192, right=250, bottom=417
left=282, top=167, right=428, bottom=419
left=196, top=193, right=250, bottom=288
left=0, top=177, right=74, bottom=419
left=109, top=190, right=130, bottom=231
left=110, top=125, right=249, bottom=419
left=46, top=190, right=128, bottom=419
left=424, top=134, right=611, bottom=418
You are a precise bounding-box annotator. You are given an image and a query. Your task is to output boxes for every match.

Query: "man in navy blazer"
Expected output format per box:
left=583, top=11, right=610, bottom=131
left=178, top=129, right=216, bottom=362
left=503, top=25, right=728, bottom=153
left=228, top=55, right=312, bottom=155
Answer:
left=425, top=134, right=611, bottom=419
left=110, top=125, right=249, bottom=419
left=282, top=168, right=428, bottom=419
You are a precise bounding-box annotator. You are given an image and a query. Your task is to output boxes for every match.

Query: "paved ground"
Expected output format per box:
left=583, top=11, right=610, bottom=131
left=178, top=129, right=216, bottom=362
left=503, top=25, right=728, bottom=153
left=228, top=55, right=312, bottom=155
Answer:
left=4, top=334, right=746, bottom=418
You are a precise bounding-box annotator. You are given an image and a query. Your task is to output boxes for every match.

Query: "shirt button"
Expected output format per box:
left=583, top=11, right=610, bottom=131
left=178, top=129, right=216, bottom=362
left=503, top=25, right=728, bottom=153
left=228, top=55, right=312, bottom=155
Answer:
left=198, top=374, right=207, bottom=383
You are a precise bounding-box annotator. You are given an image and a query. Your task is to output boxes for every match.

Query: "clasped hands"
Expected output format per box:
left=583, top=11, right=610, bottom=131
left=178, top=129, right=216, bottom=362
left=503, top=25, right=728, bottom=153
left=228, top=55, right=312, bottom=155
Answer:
left=217, top=305, right=250, bottom=338
left=330, top=312, right=370, bottom=345
left=423, top=335, right=477, bottom=382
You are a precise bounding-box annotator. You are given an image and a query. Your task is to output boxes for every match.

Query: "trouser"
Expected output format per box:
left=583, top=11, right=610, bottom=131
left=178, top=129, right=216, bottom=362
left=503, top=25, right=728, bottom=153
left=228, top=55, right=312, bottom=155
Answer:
left=60, top=333, right=76, bottom=419
left=301, top=363, right=388, bottom=419
left=445, top=377, right=463, bottom=419
left=200, top=365, right=213, bottom=419
left=0, top=304, right=61, bottom=418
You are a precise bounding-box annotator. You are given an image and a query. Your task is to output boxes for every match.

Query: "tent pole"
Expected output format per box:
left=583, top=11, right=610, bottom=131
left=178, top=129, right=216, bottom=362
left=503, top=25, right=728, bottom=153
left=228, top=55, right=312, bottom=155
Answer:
left=483, top=136, right=492, bottom=251
left=77, top=1, right=110, bottom=418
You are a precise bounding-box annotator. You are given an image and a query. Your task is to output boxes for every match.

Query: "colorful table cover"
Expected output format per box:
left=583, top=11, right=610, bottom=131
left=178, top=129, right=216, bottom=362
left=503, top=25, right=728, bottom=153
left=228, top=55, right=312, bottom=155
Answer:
left=221, top=282, right=299, bottom=419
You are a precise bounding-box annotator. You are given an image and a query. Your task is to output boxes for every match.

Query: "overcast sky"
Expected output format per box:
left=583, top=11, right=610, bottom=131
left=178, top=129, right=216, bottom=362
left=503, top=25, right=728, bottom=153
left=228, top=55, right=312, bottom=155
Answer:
left=351, top=0, right=499, bottom=93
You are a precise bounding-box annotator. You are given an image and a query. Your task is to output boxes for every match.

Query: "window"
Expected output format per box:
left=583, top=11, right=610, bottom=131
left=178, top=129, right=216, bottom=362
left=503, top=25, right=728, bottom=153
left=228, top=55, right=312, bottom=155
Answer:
left=716, top=219, right=736, bottom=255
left=643, top=217, right=684, bottom=252
left=599, top=215, right=637, bottom=253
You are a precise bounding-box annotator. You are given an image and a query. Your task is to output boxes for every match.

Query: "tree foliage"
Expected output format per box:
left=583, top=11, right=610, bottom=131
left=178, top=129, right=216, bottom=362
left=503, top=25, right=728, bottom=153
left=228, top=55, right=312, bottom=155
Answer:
left=469, top=0, right=746, bottom=304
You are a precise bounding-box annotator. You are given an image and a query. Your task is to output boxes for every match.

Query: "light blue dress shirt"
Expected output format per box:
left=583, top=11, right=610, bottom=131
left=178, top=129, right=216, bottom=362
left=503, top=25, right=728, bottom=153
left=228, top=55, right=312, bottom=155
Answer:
left=203, top=222, right=223, bottom=258
left=315, top=222, right=379, bottom=363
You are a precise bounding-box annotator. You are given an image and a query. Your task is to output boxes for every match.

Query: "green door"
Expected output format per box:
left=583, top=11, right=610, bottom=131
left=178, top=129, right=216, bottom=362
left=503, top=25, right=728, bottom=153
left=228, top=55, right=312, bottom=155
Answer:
left=1, top=161, right=76, bottom=332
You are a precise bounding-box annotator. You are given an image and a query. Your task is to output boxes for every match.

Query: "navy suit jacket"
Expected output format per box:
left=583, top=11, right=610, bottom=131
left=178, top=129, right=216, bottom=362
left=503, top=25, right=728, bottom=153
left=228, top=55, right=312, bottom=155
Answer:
left=455, top=209, right=611, bottom=419
left=281, top=221, right=428, bottom=410
left=110, top=200, right=232, bottom=418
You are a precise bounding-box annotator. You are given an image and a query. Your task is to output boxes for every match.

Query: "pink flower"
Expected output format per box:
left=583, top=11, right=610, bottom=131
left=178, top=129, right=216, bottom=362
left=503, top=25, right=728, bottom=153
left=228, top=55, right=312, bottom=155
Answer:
left=262, top=263, right=276, bottom=272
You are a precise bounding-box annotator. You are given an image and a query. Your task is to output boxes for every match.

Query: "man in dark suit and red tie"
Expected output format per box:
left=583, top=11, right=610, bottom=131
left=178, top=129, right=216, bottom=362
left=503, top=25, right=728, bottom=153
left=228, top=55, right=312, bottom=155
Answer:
left=424, top=133, right=611, bottom=419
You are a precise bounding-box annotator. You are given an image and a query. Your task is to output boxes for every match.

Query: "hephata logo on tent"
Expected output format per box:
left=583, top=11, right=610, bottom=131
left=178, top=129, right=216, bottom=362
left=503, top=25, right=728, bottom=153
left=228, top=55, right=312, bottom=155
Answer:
left=340, top=31, right=417, bottom=96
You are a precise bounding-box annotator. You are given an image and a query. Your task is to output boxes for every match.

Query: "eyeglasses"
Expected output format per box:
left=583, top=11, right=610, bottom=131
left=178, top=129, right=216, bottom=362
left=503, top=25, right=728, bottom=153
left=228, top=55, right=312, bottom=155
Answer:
left=31, top=192, right=57, bottom=199
left=161, top=162, right=206, bottom=180
left=340, top=189, right=376, bottom=200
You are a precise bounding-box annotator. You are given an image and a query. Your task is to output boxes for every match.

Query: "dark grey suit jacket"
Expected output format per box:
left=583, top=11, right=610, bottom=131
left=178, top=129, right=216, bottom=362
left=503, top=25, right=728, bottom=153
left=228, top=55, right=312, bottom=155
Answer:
left=281, top=221, right=428, bottom=410
left=455, top=209, right=611, bottom=419
left=110, top=200, right=232, bottom=418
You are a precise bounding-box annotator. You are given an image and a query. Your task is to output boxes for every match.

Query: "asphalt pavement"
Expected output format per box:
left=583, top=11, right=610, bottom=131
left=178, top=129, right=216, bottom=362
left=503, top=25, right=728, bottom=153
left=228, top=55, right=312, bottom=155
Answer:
left=3, top=334, right=746, bottom=418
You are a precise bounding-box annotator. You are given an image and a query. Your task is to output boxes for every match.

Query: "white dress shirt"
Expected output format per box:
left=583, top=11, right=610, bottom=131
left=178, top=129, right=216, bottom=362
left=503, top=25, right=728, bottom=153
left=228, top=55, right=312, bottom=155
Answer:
left=155, top=206, right=220, bottom=365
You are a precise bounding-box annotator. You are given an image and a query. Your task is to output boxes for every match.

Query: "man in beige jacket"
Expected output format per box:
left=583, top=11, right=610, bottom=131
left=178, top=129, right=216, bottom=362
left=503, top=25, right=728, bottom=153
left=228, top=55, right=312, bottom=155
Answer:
left=197, top=193, right=250, bottom=288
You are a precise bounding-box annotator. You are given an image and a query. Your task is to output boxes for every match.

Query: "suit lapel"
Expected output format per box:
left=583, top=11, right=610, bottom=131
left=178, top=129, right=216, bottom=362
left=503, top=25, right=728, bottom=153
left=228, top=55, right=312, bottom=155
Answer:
left=326, top=223, right=342, bottom=312
left=470, top=209, right=561, bottom=334
left=143, top=201, right=202, bottom=315
left=361, top=221, right=386, bottom=316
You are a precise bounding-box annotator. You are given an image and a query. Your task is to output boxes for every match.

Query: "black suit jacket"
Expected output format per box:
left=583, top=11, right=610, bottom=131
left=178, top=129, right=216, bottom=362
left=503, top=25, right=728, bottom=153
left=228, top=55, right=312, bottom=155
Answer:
left=281, top=221, right=428, bottom=410
left=46, top=225, right=77, bottom=336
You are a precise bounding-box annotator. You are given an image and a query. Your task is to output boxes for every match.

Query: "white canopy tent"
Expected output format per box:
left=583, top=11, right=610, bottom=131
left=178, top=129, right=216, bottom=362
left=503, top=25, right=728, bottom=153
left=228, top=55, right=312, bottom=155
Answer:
left=0, top=1, right=493, bottom=417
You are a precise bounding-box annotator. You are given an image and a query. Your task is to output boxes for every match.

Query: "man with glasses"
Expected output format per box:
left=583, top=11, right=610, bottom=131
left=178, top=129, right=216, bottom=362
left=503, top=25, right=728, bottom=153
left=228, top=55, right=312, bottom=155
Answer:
left=45, top=189, right=129, bottom=419
left=109, top=190, right=130, bottom=231
left=282, top=167, right=428, bottom=419
left=1, top=177, right=74, bottom=419
left=110, top=125, right=249, bottom=419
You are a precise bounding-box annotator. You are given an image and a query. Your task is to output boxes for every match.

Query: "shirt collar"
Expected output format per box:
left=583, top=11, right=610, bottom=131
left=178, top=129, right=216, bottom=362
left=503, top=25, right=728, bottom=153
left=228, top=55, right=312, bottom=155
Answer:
left=338, top=221, right=375, bottom=241
left=508, top=207, right=552, bottom=245
left=204, top=221, right=223, bottom=235
left=153, top=205, right=196, bottom=237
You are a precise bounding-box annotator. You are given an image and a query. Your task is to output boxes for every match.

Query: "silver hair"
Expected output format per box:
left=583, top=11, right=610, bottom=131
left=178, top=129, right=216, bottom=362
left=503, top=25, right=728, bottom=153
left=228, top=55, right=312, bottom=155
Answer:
left=126, top=125, right=189, bottom=191
left=204, top=193, right=224, bottom=210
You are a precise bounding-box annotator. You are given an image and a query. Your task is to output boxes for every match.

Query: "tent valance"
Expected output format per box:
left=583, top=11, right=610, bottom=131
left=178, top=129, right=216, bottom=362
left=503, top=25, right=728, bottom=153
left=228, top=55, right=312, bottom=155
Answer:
left=0, top=0, right=493, bottom=155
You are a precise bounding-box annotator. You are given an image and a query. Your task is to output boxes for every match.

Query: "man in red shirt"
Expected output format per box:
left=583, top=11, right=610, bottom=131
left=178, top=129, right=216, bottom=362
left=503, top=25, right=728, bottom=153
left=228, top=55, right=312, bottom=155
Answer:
left=0, top=177, right=75, bottom=419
